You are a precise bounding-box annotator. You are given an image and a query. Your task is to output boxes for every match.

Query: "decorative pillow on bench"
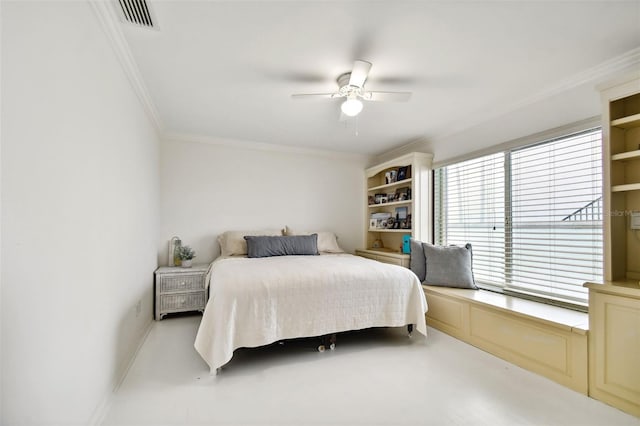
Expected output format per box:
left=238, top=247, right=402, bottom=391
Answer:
left=410, top=238, right=427, bottom=282
left=417, top=241, right=478, bottom=289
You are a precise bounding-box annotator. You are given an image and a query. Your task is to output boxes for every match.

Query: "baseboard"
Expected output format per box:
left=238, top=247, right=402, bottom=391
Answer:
left=87, top=318, right=154, bottom=425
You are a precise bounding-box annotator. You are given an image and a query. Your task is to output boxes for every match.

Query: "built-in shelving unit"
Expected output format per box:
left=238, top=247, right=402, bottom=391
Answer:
left=584, top=74, right=640, bottom=418
left=602, top=79, right=640, bottom=281
left=362, top=152, right=433, bottom=257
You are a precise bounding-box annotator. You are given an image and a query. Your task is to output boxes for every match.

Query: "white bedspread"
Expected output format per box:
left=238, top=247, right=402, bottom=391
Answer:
left=194, top=254, right=428, bottom=371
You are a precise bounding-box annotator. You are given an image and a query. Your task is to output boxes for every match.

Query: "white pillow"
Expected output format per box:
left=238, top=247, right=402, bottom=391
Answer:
left=283, top=226, right=345, bottom=253
left=218, top=229, right=283, bottom=257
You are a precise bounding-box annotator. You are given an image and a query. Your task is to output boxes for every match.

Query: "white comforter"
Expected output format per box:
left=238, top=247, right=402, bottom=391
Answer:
left=194, top=254, right=428, bottom=371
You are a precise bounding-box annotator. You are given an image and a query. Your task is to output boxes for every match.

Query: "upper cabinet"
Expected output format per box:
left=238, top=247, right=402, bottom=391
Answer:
left=601, top=75, right=640, bottom=282
left=364, top=152, right=433, bottom=253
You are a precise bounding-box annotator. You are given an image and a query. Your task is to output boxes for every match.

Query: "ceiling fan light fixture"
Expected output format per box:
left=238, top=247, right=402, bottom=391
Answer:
left=341, top=97, right=363, bottom=117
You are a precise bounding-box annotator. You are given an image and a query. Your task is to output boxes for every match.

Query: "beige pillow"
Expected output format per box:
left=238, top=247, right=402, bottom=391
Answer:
left=218, top=229, right=282, bottom=257
left=283, top=226, right=344, bottom=253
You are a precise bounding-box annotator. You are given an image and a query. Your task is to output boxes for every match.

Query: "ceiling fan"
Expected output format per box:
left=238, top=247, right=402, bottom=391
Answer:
left=291, top=60, right=412, bottom=118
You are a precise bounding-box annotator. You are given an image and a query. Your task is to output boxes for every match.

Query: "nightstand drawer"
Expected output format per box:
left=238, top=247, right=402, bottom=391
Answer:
left=160, top=292, right=205, bottom=311
left=355, top=249, right=410, bottom=268
left=378, top=256, right=405, bottom=266
left=160, top=274, right=204, bottom=292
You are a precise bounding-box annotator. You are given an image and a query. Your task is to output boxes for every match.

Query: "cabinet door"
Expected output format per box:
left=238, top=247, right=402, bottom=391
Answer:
left=591, top=292, right=640, bottom=411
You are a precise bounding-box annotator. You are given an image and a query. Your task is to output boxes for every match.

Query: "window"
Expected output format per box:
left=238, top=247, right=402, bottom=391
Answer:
left=434, top=128, right=602, bottom=308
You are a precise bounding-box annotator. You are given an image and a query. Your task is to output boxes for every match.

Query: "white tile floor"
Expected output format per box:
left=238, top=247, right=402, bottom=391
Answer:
left=102, top=315, right=640, bottom=426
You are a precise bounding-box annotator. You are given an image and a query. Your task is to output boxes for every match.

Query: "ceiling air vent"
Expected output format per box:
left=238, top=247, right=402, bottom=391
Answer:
left=118, top=0, right=154, bottom=28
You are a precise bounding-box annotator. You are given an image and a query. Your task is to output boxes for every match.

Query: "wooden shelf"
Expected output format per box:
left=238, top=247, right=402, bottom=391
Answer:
left=368, top=178, right=412, bottom=192
left=368, top=228, right=412, bottom=233
left=611, top=149, right=640, bottom=161
left=611, top=113, right=640, bottom=129
left=368, top=200, right=412, bottom=208
left=611, top=183, right=640, bottom=192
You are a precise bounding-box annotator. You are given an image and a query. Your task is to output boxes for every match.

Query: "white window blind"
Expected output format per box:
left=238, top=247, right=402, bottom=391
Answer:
left=434, top=153, right=506, bottom=288
left=434, top=128, right=602, bottom=307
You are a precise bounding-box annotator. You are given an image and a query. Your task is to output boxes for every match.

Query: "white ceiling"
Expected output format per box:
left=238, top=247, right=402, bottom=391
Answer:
left=118, top=1, right=640, bottom=157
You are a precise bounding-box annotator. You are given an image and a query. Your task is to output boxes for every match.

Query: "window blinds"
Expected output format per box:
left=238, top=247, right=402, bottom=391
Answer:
left=434, top=129, right=602, bottom=307
left=434, top=153, right=506, bottom=289
left=508, top=130, right=602, bottom=305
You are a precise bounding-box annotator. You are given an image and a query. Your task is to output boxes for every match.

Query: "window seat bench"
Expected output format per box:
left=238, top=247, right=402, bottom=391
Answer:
left=422, top=285, right=589, bottom=394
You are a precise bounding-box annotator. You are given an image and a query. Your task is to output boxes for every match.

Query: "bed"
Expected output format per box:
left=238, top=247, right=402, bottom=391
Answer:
left=194, top=250, right=428, bottom=372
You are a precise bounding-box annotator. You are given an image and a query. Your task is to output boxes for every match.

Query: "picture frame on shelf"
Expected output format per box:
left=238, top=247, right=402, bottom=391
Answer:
left=385, top=170, right=398, bottom=184
left=397, top=166, right=408, bottom=181
left=395, top=186, right=410, bottom=201
left=395, top=206, right=408, bottom=220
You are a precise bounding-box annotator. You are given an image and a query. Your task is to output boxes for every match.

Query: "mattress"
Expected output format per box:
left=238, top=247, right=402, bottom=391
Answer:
left=194, top=253, right=428, bottom=371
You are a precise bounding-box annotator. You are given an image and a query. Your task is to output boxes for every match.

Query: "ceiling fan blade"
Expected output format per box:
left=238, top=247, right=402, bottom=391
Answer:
left=348, top=60, right=372, bottom=88
left=363, top=91, right=412, bottom=102
left=291, top=93, right=340, bottom=100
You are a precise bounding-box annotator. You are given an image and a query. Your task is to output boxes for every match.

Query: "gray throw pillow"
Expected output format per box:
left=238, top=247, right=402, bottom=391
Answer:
left=244, top=234, right=319, bottom=258
left=409, top=238, right=426, bottom=282
left=422, top=242, right=477, bottom=289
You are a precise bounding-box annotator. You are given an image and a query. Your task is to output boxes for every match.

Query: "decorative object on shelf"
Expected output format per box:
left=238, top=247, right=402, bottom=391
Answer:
left=169, top=236, right=182, bottom=267
left=395, top=206, right=408, bottom=220
left=402, top=235, right=411, bottom=254
left=396, top=186, right=410, bottom=201
left=372, top=239, right=384, bottom=249
left=397, top=166, right=409, bottom=181
left=374, top=193, right=386, bottom=204
left=177, top=245, right=196, bottom=268
left=385, top=170, right=397, bottom=184
left=370, top=212, right=392, bottom=229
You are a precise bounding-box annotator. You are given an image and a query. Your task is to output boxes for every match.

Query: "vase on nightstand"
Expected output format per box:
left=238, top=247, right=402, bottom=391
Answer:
left=181, top=259, right=193, bottom=268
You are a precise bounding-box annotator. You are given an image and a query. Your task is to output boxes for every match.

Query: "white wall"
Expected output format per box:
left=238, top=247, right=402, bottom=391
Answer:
left=160, top=136, right=367, bottom=264
left=1, top=2, right=160, bottom=424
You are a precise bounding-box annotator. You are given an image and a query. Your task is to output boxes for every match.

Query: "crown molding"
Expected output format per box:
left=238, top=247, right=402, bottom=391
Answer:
left=89, top=0, right=163, bottom=133
left=163, top=132, right=371, bottom=163
left=381, top=47, right=640, bottom=160
left=434, top=47, right=640, bottom=142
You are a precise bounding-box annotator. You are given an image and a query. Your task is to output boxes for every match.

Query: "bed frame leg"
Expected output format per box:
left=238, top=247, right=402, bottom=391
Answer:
left=317, top=333, right=337, bottom=352
left=407, top=324, right=414, bottom=337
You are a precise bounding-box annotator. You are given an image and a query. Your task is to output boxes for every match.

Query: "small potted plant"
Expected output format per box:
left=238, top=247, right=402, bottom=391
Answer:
left=177, top=245, right=196, bottom=268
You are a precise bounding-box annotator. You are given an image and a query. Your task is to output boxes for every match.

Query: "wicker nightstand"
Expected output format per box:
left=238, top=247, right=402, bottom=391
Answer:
left=154, top=263, right=211, bottom=320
